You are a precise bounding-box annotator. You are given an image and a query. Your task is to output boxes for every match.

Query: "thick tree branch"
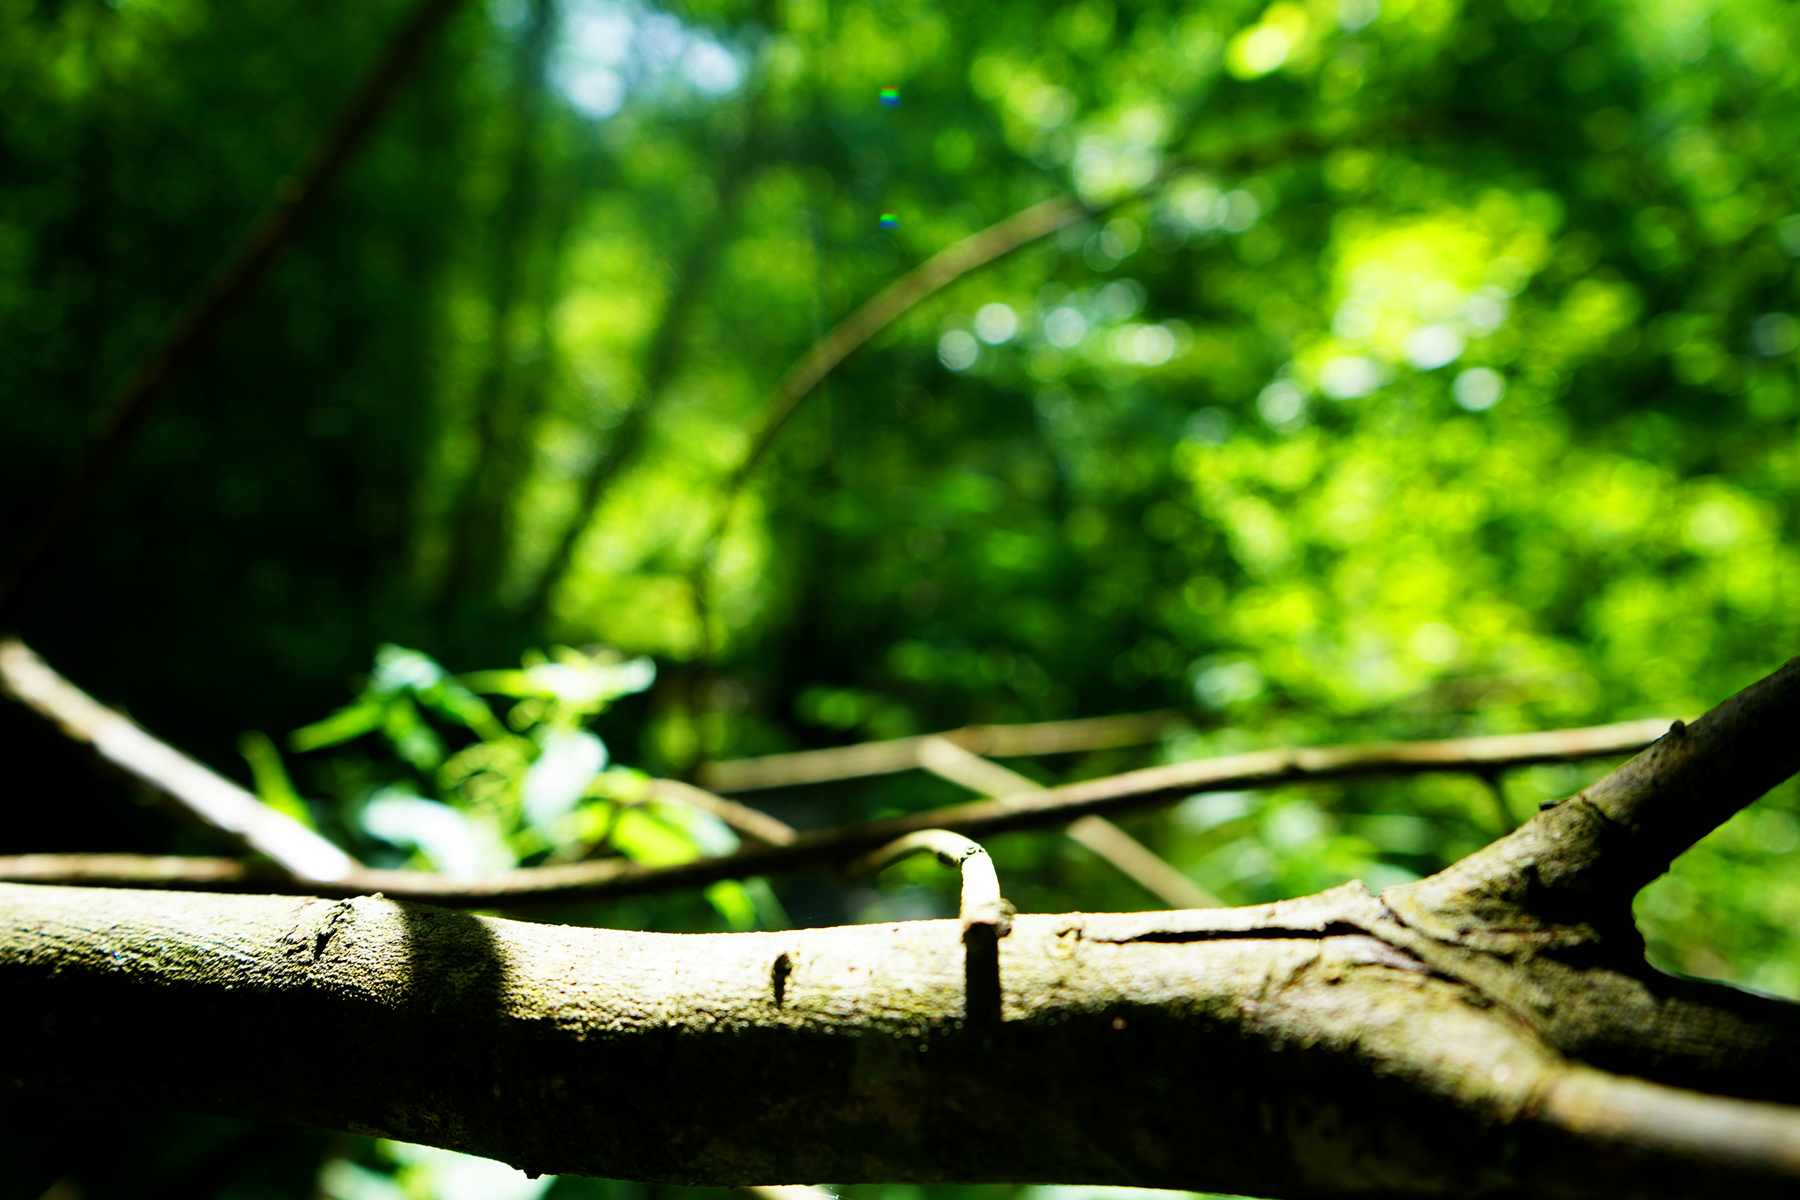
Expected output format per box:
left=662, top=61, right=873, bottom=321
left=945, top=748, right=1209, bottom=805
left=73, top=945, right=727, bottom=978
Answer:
left=4, top=880, right=1797, bottom=1196
left=0, top=639, right=355, bottom=881
left=1388, top=656, right=1800, bottom=934
left=1370, top=657, right=1800, bottom=1105
left=0, top=0, right=470, bottom=618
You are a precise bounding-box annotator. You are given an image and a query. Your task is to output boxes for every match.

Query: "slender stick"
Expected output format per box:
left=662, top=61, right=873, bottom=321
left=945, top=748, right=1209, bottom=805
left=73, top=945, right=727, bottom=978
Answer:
left=848, top=828, right=1007, bottom=937
left=685, top=123, right=1410, bottom=654
left=0, top=639, right=356, bottom=881
left=0, top=0, right=471, bottom=618
left=915, top=736, right=1221, bottom=909
left=649, top=778, right=796, bottom=847
left=700, top=710, right=1180, bottom=792
left=0, top=717, right=1674, bottom=905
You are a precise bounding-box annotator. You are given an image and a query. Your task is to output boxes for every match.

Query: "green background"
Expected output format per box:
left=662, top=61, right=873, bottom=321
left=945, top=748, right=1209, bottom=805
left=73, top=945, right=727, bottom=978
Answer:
left=3, top=0, right=1796, bottom=1196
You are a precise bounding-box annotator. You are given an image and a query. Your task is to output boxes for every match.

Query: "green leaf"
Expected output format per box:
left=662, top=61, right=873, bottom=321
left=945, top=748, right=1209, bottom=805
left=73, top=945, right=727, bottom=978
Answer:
left=381, top=699, right=444, bottom=772
left=704, top=881, right=758, bottom=930
left=370, top=644, right=448, bottom=695
left=521, top=728, right=606, bottom=834
left=290, top=700, right=384, bottom=752
left=416, top=678, right=505, bottom=741
left=649, top=799, right=739, bottom=857
left=609, top=807, right=700, bottom=866
left=359, top=789, right=511, bottom=877
left=238, top=731, right=315, bottom=828
left=462, top=649, right=655, bottom=712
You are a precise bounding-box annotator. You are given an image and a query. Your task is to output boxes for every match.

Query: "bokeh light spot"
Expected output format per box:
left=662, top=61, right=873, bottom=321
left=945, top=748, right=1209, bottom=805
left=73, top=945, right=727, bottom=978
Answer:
left=1043, top=306, right=1088, bottom=349
left=1404, top=324, right=1465, bottom=370
left=1319, top=355, right=1381, bottom=398
left=1453, top=366, right=1505, bottom=411
left=938, top=330, right=979, bottom=371
left=974, top=303, right=1018, bottom=344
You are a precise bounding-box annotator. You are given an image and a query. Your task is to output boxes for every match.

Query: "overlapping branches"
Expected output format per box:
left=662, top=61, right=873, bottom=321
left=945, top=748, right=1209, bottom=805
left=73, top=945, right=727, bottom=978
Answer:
left=0, top=637, right=1679, bottom=907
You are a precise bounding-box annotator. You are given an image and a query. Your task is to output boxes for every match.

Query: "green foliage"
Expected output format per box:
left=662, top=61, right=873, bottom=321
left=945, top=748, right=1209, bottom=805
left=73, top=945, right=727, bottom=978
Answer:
left=5, top=0, right=1799, bottom=1194
left=270, top=643, right=766, bottom=915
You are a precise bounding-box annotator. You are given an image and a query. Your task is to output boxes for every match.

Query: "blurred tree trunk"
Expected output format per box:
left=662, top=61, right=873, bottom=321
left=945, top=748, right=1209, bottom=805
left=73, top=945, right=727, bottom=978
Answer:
left=435, top=0, right=559, bottom=627
left=520, top=90, right=767, bottom=626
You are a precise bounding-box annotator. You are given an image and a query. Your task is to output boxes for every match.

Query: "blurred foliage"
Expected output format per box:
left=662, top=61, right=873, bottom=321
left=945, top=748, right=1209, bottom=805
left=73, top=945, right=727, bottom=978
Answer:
left=259, top=642, right=779, bottom=926
left=3, top=0, right=1798, bottom=1196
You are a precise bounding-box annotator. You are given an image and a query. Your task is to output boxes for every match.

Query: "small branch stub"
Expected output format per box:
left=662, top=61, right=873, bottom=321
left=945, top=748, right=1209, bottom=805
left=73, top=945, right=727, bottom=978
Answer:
left=849, top=828, right=1010, bottom=1024
left=848, top=828, right=1009, bottom=939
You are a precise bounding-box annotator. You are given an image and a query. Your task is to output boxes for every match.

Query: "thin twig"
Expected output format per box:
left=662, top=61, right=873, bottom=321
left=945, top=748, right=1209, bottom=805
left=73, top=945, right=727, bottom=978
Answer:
left=0, top=0, right=470, bottom=619
left=0, top=718, right=1673, bottom=905
left=0, top=639, right=356, bottom=881
left=699, top=710, right=1180, bottom=792
left=848, top=828, right=1007, bottom=938
left=686, top=123, right=1407, bottom=654
left=916, top=736, right=1221, bottom=909
left=688, top=195, right=1085, bottom=650
left=650, top=778, right=796, bottom=847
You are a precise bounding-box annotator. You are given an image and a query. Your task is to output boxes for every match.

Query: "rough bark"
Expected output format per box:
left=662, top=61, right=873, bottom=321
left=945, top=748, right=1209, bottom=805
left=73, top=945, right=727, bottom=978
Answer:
left=5, top=658, right=1799, bottom=1197
left=5, top=881, right=1798, bottom=1198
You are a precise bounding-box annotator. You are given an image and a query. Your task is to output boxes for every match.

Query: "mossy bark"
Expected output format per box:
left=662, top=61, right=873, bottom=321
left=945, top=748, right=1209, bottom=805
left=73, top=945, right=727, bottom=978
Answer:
left=5, top=878, right=1797, bottom=1197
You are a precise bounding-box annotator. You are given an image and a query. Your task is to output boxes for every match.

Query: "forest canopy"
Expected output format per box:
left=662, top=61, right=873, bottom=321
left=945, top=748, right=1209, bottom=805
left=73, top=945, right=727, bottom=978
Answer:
left=2, top=0, right=1797, bottom=1197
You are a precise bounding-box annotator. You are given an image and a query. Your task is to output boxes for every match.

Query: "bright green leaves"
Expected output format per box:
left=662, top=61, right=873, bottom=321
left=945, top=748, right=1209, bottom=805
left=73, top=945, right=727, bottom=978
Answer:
left=268, top=643, right=765, bottom=929
left=521, top=728, right=607, bottom=834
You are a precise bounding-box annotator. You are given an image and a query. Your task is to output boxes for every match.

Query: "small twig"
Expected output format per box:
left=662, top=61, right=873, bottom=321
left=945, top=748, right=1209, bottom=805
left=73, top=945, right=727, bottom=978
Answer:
left=0, top=0, right=470, bottom=618
left=916, top=736, right=1221, bottom=909
left=0, top=717, right=1678, bottom=905
left=650, top=778, right=796, bottom=847
left=0, top=639, right=356, bottom=881
left=850, top=828, right=1008, bottom=1023
left=848, top=828, right=1007, bottom=938
left=686, top=122, right=1419, bottom=656
left=699, top=710, right=1180, bottom=792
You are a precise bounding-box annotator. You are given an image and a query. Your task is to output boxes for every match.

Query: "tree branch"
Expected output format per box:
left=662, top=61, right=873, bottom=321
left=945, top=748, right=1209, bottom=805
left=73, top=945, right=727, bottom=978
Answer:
left=1388, top=656, right=1800, bottom=934
left=699, top=710, right=1181, bottom=791
left=0, top=639, right=355, bottom=881
left=0, top=0, right=471, bottom=618
left=5, top=880, right=1797, bottom=1196
left=0, top=717, right=1674, bottom=905
left=915, top=736, right=1221, bottom=909
left=685, top=124, right=1421, bottom=654
left=649, top=778, right=797, bottom=848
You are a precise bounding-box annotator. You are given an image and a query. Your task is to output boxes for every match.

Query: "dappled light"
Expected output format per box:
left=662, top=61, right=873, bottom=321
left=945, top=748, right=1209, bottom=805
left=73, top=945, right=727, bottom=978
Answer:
left=3, top=0, right=1799, bottom=1194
